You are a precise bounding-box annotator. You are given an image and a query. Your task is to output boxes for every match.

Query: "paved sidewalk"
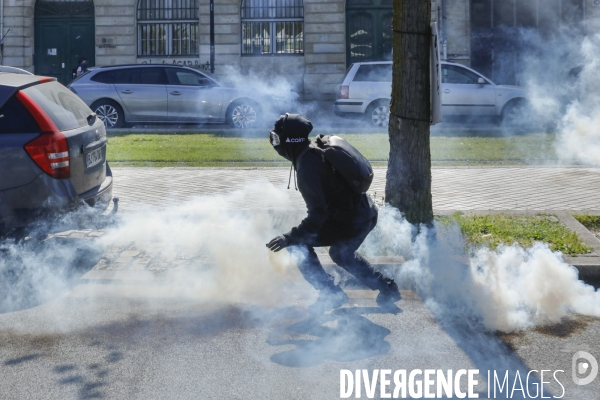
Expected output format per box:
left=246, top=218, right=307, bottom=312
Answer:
left=52, top=165, right=596, bottom=285
left=111, top=166, right=600, bottom=213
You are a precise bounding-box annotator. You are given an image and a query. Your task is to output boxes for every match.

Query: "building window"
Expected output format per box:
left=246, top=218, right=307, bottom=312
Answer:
left=137, top=0, right=199, bottom=57
left=470, top=0, right=584, bottom=31
left=345, top=0, right=392, bottom=66
left=241, top=0, right=304, bottom=55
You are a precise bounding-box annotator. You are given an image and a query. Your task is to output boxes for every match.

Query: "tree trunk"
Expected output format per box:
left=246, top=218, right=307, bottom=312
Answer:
left=385, top=0, right=433, bottom=226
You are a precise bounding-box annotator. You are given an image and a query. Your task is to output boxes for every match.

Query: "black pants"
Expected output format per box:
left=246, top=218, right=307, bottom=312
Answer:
left=293, top=215, right=389, bottom=291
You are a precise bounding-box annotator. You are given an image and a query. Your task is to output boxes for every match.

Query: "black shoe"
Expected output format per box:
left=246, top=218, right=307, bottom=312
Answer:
left=308, top=285, right=349, bottom=314
left=376, top=280, right=401, bottom=308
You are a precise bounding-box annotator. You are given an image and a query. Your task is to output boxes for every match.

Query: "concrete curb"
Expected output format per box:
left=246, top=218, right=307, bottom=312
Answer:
left=555, top=212, right=600, bottom=254
left=429, top=210, right=600, bottom=279
left=554, top=212, right=600, bottom=279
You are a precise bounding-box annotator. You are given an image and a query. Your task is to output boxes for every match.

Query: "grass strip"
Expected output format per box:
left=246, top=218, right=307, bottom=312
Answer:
left=106, top=131, right=557, bottom=167
left=436, top=213, right=592, bottom=256
left=574, top=214, right=600, bottom=231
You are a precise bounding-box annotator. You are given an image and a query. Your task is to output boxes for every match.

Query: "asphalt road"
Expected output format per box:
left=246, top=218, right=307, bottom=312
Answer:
left=1, top=234, right=599, bottom=400
left=1, top=287, right=599, bottom=399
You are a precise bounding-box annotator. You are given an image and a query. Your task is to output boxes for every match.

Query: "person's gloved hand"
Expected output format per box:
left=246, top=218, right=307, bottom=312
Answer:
left=266, top=235, right=289, bottom=252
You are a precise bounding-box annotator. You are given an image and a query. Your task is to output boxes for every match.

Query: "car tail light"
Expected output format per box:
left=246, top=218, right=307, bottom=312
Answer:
left=17, top=91, right=70, bottom=179
left=338, top=85, right=349, bottom=99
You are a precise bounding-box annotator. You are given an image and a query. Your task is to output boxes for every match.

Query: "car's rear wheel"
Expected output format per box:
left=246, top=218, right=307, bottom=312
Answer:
left=366, top=100, right=390, bottom=128
left=92, top=100, right=124, bottom=129
left=227, top=100, right=260, bottom=129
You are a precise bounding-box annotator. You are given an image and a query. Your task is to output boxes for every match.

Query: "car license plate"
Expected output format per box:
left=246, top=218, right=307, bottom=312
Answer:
left=85, top=147, right=104, bottom=168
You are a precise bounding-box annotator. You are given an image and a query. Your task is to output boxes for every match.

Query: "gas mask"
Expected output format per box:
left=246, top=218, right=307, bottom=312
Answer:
left=269, top=130, right=291, bottom=161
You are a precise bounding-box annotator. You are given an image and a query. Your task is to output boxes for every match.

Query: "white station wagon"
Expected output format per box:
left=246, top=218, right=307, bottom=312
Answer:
left=334, top=61, right=528, bottom=127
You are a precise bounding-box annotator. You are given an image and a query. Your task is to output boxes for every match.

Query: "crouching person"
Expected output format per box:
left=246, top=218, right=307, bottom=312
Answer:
left=266, top=113, right=401, bottom=314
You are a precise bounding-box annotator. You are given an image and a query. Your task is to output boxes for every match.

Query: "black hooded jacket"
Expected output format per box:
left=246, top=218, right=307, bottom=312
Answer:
left=283, top=143, right=378, bottom=245
left=272, top=114, right=377, bottom=245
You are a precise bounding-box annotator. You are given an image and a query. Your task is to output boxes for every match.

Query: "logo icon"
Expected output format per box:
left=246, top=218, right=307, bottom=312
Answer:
left=572, top=351, right=598, bottom=385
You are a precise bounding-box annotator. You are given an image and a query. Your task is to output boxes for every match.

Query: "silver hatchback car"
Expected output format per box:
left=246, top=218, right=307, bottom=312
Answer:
left=334, top=61, right=528, bottom=127
left=69, top=64, right=276, bottom=129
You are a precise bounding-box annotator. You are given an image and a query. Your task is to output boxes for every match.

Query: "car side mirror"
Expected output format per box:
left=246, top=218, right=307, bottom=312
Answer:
left=477, top=78, right=486, bottom=85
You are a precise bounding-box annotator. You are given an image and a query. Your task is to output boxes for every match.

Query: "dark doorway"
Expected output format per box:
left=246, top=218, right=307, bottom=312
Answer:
left=34, top=0, right=95, bottom=84
left=346, top=0, right=393, bottom=67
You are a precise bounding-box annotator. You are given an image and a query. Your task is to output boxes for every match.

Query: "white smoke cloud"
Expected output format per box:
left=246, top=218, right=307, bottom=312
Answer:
left=553, top=34, right=600, bottom=165
left=96, top=181, right=313, bottom=306
left=2, top=185, right=599, bottom=336
left=0, top=182, right=317, bottom=321
left=216, top=64, right=351, bottom=132
left=212, top=64, right=383, bottom=133
left=0, top=236, right=103, bottom=314
left=360, top=204, right=415, bottom=258
left=218, top=64, right=299, bottom=121
left=382, top=211, right=600, bottom=333
left=520, top=29, right=600, bottom=165
left=468, top=243, right=600, bottom=330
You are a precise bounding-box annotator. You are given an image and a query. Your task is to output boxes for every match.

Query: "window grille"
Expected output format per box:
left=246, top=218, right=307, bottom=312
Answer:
left=345, top=0, right=393, bottom=66
left=241, top=0, right=304, bottom=56
left=35, top=0, right=94, bottom=17
left=470, top=0, right=584, bottom=30
left=137, top=0, right=199, bottom=57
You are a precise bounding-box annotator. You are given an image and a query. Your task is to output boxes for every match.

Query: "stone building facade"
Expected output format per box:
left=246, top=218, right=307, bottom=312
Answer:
left=1, top=0, right=597, bottom=99
left=0, top=0, right=464, bottom=100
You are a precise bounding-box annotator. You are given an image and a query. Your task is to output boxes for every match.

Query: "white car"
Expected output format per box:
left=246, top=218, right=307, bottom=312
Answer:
left=334, top=61, right=528, bottom=127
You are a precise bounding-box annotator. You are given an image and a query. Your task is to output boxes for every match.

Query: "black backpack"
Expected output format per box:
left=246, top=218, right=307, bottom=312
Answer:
left=310, top=134, right=374, bottom=194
